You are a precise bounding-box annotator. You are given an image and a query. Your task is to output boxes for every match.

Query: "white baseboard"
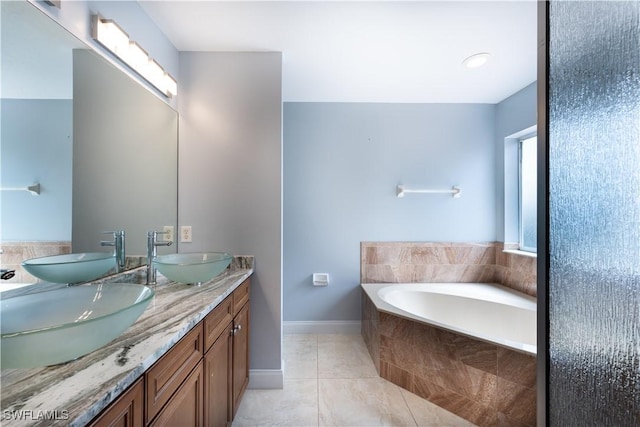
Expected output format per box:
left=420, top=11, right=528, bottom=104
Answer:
left=248, top=366, right=284, bottom=389
left=283, top=320, right=362, bottom=335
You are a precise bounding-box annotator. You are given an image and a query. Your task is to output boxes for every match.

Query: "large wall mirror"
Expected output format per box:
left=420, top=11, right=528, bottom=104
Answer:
left=1, top=1, right=178, bottom=283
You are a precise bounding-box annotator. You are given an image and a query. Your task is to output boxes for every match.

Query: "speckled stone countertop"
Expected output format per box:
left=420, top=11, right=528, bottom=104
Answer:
left=0, top=256, right=254, bottom=426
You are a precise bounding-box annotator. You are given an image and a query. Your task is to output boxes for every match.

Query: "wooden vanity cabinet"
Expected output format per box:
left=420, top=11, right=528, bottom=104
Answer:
left=145, top=325, right=204, bottom=423
left=203, top=277, right=250, bottom=427
left=88, top=277, right=250, bottom=427
left=231, top=301, right=249, bottom=417
left=88, top=378, right=144, bottom=427
left=204, top=297, right=233, bottom=349
left=232, top=279, right=249, bottom=315
left=149, top=361, right=204, bottom=427
left=203, top=323, right=233, bottom=427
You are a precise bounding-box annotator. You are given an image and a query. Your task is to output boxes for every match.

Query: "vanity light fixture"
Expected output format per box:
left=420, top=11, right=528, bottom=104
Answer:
left=91, top=15, right=177, bottom=98
left=462, top=52, right=491, bottom=69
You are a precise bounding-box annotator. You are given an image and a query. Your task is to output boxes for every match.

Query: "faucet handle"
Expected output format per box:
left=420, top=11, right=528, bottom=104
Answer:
left=101, top=230, right=125, bottom=246
left=147, top=230, right=173, bottom=246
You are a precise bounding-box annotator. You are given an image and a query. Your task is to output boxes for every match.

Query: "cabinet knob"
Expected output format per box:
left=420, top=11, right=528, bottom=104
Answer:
left=232, top=324, right=242, bottom=335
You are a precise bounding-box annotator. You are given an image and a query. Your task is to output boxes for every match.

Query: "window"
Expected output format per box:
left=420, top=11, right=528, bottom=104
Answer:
left=519, top=135, right=537, bottom=252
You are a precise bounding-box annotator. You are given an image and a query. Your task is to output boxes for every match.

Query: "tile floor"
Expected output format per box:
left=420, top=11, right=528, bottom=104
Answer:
left=232, top=334, right=475, bottom=427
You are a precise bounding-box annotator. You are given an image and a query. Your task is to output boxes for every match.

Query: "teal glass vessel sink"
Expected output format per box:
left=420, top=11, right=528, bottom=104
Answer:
left=154, top=252, right=233, bottom=284
left=0, top=283, right=153, bottom=368
left=21, top=252, right=116, bottom=284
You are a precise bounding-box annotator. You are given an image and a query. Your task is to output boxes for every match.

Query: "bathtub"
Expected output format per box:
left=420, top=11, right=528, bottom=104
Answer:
left=361, top=282, right=536, bottom=355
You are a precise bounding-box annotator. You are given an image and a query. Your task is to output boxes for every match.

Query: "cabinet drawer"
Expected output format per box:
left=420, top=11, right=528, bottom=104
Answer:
left=204, top=296, right=233, bottom=352
left=146, top=325, right=204, bottom=423
left=232, top=279, right=250, bottom=315
left=89, top=378, right=144, bottom=427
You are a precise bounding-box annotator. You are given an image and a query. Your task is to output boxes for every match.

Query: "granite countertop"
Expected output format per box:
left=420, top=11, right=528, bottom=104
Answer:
left=0, top=256, right=254, bottom=426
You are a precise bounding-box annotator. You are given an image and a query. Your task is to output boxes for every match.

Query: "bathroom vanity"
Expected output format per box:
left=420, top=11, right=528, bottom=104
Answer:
left=0, top=257, right=253, bottom=427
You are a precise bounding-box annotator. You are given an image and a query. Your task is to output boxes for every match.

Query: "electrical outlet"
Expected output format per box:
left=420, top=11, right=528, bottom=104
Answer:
left=163, top=226, right=174, bottom=243
left=180, top=226, right=192, bottom=243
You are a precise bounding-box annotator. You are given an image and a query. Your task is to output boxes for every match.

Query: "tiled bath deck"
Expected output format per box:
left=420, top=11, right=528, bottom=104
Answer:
left=232, top=334, right=474, bottom=427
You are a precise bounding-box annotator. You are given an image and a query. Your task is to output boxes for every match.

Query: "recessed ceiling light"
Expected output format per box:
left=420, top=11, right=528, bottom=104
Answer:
left=462, top=52, right=491, bottom=69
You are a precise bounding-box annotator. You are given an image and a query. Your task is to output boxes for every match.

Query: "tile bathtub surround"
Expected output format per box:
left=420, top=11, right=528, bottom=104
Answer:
left=0, top=261, right=253, bottom=427
left=232, top=334, right=474, bottom=427
left=0, top=241, right=71, bottom=283
left=361, top=242, right=537, bottom=297
left=361, top=292, right=536, bottom=427
left=494, top=249, right=537, bottom=296
left=361, top=243, right=537, bottom=425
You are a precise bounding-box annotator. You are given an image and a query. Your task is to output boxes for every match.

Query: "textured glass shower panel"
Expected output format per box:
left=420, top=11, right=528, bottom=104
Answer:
left=549, top=1, right=640, bottom=426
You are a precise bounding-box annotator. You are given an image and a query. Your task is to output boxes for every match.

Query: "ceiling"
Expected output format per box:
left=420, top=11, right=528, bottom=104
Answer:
left=139, top=1, right=537, bottom=104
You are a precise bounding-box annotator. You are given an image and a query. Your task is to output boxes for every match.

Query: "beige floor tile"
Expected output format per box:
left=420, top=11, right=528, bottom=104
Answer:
left=400, top=388, right=476, bottom=427
left=317, top=333, right=362, bottom=342
left=235, top=334, right=476, bottom=427
left=284, top=334, right=318, bottom=342
left=284, top=335, right=318, bottom=379
left=232, top=379, right=319, bottom=427
left=318, top=335, right=377, bottom=378
left=319, top=378, right=417, bottom=427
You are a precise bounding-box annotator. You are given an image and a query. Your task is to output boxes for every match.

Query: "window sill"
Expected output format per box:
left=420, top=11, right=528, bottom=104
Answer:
left=502, top=249, right=537, bottom=258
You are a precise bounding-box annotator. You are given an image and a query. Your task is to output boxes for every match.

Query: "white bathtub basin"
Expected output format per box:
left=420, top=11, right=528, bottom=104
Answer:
left=362, top=282, right=537, bottom=355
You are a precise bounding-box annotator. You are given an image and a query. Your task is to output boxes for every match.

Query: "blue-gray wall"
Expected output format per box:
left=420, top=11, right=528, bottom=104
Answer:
left=178, top=52, right=283, bottom=377
left=284, top=103, right=497, bottom=321
left=1, top=99, right=72, bottom=241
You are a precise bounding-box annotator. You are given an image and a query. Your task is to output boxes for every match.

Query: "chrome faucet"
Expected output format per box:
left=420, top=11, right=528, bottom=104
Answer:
left=147, top=230, right=172, bottom=285
left=101, top=230, right=126, bottom=272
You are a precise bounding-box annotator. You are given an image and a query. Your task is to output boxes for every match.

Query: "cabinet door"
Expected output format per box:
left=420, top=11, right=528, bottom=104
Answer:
left=232, top=303, right=249, bottom=417
left=88, top=378, right=144, bottom=427
left=149, top=361, right=204, bottom=427
left=204, top=323, right=233, bottom=427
